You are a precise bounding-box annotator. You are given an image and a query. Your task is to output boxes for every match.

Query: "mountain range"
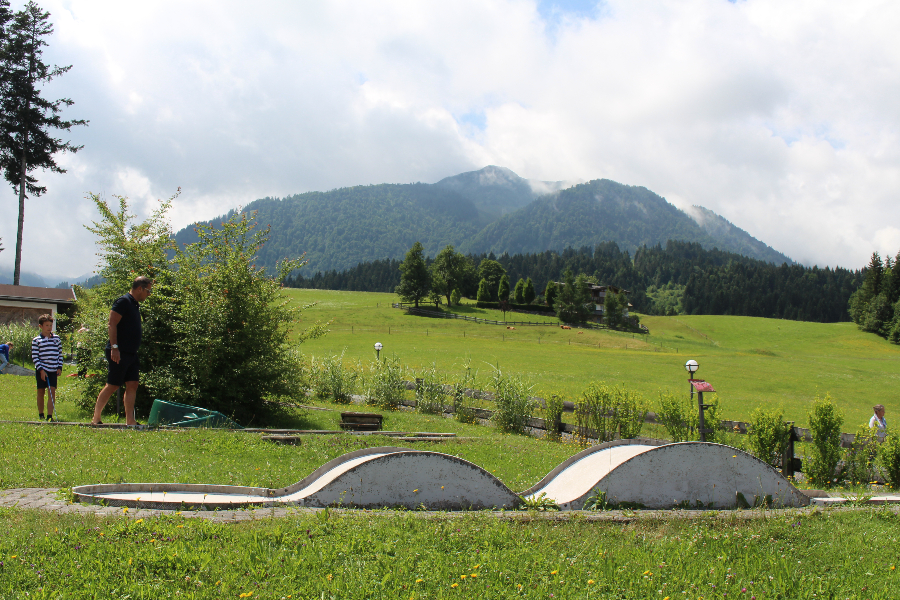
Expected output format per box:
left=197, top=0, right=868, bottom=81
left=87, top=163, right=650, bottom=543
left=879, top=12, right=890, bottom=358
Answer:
left=173, top=166, right=792, bottom=274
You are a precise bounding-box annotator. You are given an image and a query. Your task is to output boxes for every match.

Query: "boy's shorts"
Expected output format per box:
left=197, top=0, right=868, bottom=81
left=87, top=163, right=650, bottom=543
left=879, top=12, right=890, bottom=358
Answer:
left=35, top=370, right=58, bottom=389
left=105, top=348, right=140, bottom=386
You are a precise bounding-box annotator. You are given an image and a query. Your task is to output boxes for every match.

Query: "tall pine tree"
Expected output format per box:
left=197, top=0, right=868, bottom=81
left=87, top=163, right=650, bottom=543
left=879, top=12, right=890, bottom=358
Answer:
left=1, top=1, right=87, bottom=285
left=396, top=241, right=431, bottom=308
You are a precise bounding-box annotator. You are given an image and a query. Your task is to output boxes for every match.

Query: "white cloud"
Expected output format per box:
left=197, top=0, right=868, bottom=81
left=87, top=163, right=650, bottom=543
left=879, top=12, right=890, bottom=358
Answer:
left=2, top=0, right=899, bottom=280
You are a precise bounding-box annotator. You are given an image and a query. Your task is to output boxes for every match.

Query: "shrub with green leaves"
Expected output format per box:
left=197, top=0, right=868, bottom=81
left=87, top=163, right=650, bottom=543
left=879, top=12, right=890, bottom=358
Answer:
left=655, top=390, right=696, bottom=442
left=615, top=385, right=649, bottom=439
left=490, top=365, right=536, bottom=434
left=576, top=383, right=617, bottom=443
left=805, top=394, right=844, bottom=486
left=843, top=424, right=880, bottom=485
left=311, top=353, right=357, bottom=404
left=74, top=193, right=327, bottom=422
left=415, top=364, right=445, bottom=415
left=747, top=407, right=791, bottom=468
left=878, top=431, right=900, bottom=488
left=577, top=383, right=648, bottom=443
left=543, top=393, right=565, bottom=442
left=366, top=356, right=406, bottom=410
left=451, top=358, right=478, bottom=424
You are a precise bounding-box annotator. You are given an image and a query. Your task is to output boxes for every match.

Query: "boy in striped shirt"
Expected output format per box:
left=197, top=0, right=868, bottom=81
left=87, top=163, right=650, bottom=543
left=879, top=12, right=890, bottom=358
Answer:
left=32, top=314, right=63, bottom=421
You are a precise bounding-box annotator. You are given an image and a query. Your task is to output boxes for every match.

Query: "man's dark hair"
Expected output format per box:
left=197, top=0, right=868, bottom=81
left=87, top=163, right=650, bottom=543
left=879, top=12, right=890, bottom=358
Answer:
left=131, top=276, right=155, bottom=290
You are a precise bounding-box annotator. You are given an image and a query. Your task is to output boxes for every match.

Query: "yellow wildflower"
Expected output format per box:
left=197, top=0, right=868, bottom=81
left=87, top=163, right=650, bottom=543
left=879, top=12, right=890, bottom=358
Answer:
left=413, top=489, right=419, bottom=493
left=326, top=574, right=333, bottom=581
left=460, top=575, right=467, bottom=579
left=588, top=580, right=595, bottom=585
left=451, top=583, right=459, bottom=588
left=551, top=570, right=558, bottom=575
left=471, top=573, right=478, bottom=578
left=135, top=519, right=144, bottom=524
left=416, top=579, right=424, bottom=583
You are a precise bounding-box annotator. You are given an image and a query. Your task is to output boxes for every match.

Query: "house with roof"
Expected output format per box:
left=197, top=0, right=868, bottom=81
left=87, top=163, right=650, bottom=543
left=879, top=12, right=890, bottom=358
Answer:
left=586, top=284, right=631, bottom=321
left=0, top=285, right=76, bottom=332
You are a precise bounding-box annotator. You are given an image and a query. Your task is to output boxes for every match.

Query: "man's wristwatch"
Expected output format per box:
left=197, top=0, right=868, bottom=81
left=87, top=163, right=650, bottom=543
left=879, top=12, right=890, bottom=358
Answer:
left=111, top=344, right=119, bottom=349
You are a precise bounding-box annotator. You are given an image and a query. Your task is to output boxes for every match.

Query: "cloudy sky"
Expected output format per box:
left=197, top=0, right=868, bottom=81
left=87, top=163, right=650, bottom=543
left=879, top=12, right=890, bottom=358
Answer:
left=1, top=0, right=899, bottom=282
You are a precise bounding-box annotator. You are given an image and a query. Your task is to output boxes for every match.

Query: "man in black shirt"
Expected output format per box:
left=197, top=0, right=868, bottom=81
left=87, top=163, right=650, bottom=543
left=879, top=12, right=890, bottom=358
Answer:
left=91, top=276, right=154, bottom=427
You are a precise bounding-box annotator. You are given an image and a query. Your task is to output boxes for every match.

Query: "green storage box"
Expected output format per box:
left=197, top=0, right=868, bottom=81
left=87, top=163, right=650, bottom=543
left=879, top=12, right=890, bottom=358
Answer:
left=148, top=399, right=242, bottom=429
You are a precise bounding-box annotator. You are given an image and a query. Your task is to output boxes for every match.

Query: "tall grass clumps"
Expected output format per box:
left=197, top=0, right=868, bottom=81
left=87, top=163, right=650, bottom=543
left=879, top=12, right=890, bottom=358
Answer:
left=576, top=383, right=648, bottom=443
left=747, top=407, right=792, bottom=468
left=490, top=365, right=536, bottom=434
left=366, top=356, right=406, bottom=410
left=0, top=321, right=36, bottom=367
left=415, top=364, right=445, bottom=415
left=543, top=393, right=565, bottom=442
left=805, top=394, right=844, bottom=486
left=311, top=353, right=358, bottom=404
left=451, top=359, right=478, bottom=424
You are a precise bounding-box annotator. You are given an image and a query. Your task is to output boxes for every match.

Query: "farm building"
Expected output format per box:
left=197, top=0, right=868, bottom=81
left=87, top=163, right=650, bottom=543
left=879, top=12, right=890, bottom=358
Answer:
left=586, top=284, right=631, bottom=319
left=0, top=284, right=76, bottom=332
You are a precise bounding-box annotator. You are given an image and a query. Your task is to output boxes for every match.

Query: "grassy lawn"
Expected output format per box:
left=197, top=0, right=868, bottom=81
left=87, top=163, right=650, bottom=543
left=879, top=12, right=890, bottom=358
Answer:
left=1, top=506, right=899, bottom=598
left=289, top=289, right=900, bottom=427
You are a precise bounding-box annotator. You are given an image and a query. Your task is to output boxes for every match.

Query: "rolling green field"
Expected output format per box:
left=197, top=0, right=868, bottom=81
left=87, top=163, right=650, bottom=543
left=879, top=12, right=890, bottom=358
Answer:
left=290, top=289, right=900, bottom=427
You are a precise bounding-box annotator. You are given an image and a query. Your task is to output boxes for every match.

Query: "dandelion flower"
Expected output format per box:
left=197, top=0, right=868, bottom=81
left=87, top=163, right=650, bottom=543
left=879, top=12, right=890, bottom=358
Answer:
left=471, top=573, right=478, bottom=578
left=588, top=580, right=595, bottom=585
left=413, top=489, right=419, bottom=493
left=326, top=574, right=333, bottom=581
left=451, top=583, right=459, bottom=588
left=461, top=575, right=467, bottom=579
left=135, top=519, right=144, bottom=524
left=416, top=579, right=424, bottom=583
left=551, top=570, right=558, bottom=575
left=643, top=570, right=651, bottom=575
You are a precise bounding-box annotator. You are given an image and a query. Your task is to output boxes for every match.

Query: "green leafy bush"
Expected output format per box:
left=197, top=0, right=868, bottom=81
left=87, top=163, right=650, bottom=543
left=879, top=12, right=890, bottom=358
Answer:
left=543, top=394, right=565, bottom=442
left=576, top=383, right=648, bottom=443
left=655, top=390, right=696, bottom=442
left=878, top=431, right=900, bottom=488
left=805, top=394, right=844, bottom=486
left=451, top=358, right=478, bottom=424
left=366, top=356, right=406, bottom=410
left=74, top=193, right=327, bottom=422
left=415, top=364, right=445, bottom=415
left=747, top=407, right=791, bottom=468
left=490, top=365, right=536, bottom=434
left=844, top=425, right=879, bottom=485
left=311, top=353, right=357, bottom=404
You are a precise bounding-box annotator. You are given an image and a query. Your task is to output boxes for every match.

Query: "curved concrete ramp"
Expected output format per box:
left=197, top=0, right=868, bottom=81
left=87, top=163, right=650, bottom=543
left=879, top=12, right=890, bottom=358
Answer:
left=523, top=441, right=809, bottom=510
left=72, top=447, right=521, bottom=511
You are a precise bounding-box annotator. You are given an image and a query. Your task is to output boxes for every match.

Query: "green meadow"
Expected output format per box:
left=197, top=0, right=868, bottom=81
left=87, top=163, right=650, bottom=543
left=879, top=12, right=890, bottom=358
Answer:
left=290, top=289, right=900, bottom=428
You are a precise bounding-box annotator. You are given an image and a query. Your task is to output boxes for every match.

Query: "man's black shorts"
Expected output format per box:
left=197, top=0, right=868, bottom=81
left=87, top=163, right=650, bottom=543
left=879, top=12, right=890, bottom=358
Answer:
left=35, top=370, right=58, bottom=389
left=105, top=348, right=140, bottom=386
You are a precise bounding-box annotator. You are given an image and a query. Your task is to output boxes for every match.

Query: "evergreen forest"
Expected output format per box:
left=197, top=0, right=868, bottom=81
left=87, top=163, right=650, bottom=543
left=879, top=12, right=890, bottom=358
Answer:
left=286, top=240, right=862, bottom=323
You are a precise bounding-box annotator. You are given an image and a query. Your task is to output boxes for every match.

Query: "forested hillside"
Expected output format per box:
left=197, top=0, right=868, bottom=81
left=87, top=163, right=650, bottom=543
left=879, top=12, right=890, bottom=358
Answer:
left=172, top=167, right=793, bottom=274
left=463, top=179, right=792, bottom=265
left=287, top=240, right=860, bottom=322
left=173, top=184, right=488, bottom=273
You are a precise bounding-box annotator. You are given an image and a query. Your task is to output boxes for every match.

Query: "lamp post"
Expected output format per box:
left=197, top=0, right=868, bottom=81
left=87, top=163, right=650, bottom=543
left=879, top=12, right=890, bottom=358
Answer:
left=374, top=342, right=383, bottom=361
left=684, top=359, right=714, bottom=443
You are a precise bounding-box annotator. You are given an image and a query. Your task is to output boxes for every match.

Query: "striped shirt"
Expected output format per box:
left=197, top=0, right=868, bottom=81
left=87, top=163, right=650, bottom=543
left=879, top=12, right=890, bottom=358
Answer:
left=32, top=334, right=63, bottom=373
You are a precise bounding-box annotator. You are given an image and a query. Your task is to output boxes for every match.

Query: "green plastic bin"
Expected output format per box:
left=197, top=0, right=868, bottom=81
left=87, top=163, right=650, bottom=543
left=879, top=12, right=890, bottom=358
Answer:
left=148, top=399, right=242, bottom=429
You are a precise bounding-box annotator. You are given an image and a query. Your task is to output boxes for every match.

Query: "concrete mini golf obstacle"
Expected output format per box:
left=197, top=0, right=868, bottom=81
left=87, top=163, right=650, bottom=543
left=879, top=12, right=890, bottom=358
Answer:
left=521, top=440, right=810, bottom=510
left=72, top=441, right=810, bottom=511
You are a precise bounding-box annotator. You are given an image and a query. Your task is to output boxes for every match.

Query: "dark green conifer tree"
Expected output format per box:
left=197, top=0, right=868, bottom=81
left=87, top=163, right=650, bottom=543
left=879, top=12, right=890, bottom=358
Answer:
left=524, top=277, right=536, bottom=304
left=396, top=241, right=431, bottom=308
left=513, top=278, right=525, bottom=303
left=498, top=274, right=510, bottom=303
